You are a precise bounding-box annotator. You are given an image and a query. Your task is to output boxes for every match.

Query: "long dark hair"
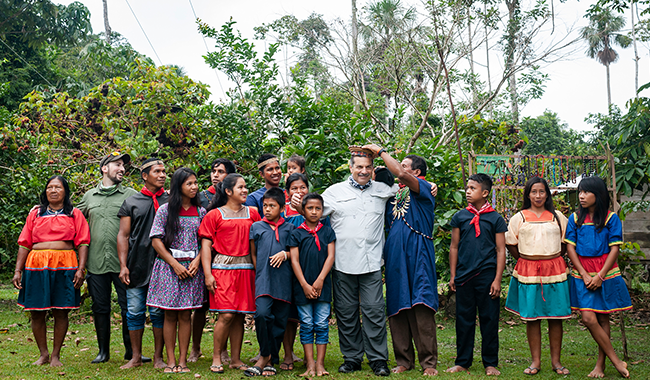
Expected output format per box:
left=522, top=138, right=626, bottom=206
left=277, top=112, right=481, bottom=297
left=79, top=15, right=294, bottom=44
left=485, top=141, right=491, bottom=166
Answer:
left=207, top=173, right=244, bottom=211
left=39, top=175, right=73, bottom=216
left=164, top=168, right=200, bottom=248
left=576, top=176, right=610, bottom=231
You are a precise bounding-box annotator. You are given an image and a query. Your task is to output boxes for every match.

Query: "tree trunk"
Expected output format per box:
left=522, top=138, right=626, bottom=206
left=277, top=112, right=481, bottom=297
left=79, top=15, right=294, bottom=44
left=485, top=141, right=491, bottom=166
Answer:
left=351, top=0, right=360, bottom=113
left=485, top=2, right=493, bottom=119
left=631, top=0, right=639, bottom=95
left=467, top=6, right=477, bottom=104
left=505, top=0, right=519, bottom=124
left=102, top=0, right=112, bottom=44
left=606, top=62, right=612, bottom=109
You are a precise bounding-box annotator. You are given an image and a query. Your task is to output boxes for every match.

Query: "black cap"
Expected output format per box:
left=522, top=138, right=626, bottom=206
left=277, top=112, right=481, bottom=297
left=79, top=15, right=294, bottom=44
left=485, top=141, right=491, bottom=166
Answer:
left=99, top=152, right=131, bottom=168
left=374, top=167, right=395, bottom=187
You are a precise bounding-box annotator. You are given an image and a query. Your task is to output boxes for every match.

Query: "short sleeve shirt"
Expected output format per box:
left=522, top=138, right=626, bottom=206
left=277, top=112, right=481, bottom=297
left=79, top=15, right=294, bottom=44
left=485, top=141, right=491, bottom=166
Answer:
left=321, top=180, right=396, bottom=274
left=564, top=211, right=623, bottom=257
left=505, top=210, right=567, bottom=257
left=117, top=192, right=170, bottom=288
left=288, top=225, right=336, bottom=305
left=78, top=184, right=138, bottom=274
left=450, top=209, right=507, bottom=284
left=249, top=221, right=295, bottom=302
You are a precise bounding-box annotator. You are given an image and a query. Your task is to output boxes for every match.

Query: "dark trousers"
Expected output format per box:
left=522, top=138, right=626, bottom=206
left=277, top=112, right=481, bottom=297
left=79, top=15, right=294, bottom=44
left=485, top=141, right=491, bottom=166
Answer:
left=86, top=271, right=127, bottom=314
left=254, top=296, right=291, bottom=365
left=388, top=304, right=438, bottom=369
left=454, top=269, right=500, bottom=369
left=333, top=269, right=388, bottom=364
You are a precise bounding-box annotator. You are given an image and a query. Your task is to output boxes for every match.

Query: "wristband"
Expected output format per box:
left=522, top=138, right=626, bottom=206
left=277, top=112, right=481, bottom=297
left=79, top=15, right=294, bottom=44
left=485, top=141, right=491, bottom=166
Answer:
left=377, top=148, right=386, bottom=156
left=283, top=251, right=288, bottom=261
left=597, top=272, right=605, bottom=281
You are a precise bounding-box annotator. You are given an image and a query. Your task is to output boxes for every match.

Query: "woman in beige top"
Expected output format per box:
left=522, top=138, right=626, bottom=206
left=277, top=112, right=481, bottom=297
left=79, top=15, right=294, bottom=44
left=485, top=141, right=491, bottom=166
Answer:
left=505, top=177, right=570, bottom=376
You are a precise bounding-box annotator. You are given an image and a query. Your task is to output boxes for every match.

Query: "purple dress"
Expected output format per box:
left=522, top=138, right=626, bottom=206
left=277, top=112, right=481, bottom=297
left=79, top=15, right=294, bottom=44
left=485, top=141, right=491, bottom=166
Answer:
left=146, top=204, right=206, bottom=310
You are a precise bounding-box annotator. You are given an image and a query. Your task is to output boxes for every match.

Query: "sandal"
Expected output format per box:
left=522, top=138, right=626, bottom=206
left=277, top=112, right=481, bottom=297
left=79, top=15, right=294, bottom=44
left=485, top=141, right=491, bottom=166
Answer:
left=263, top=366, right=277, bottom=376
left=232, top=363, right=249, bottom=371
left=163, top=366, right=176, bottom=374
left=245, top=366, right=263, bottom=377
left=178, top=366, right=191, bottom=374
left=524, top=367, right=541, bottom=375
left=210, top=364, right=224, bottom=374
left=280, top=362, right=294, bottom=371
left=552, top=366, right=570, bottom=375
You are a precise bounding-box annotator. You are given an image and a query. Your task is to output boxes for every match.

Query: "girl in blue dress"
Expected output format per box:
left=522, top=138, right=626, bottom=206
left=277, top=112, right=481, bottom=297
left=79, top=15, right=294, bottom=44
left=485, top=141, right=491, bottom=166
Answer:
left=565, top=176, right=631, bottom=378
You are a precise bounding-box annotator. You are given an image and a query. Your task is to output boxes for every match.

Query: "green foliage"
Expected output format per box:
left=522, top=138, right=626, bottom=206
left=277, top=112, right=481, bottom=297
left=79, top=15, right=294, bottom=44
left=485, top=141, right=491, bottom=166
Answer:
left=520, top=110, right=590, bottom=155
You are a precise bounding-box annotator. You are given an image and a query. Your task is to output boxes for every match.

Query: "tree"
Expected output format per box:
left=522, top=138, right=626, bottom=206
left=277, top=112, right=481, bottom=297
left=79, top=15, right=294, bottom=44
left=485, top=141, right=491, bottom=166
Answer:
left=581, top=7, right=631, bottom=108
left=519, top=110, right=589, bottom=155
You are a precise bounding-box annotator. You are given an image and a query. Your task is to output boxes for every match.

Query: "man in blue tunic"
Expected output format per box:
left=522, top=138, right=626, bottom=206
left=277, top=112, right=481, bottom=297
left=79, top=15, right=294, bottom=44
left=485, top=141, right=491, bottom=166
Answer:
left=363, top=144, right=439, bottom=376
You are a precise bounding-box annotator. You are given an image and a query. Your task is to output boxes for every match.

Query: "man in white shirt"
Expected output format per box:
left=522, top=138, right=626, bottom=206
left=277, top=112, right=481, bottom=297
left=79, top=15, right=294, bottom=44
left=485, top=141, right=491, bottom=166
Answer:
left=321, top=147, right=396, bottom=377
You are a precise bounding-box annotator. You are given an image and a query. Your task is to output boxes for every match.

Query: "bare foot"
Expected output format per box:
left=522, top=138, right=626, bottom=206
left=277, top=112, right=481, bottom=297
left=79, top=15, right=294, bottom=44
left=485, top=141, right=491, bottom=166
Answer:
left=300, top=367, right=316, bottom=377
left=445, top=365, right=469, bottom=374
left=153, top=357, right=167, bottom=369
left=250, top=352, right=261, bottom=363
left=316, top=364, right=329, bottom=376
left=33, top=355, right=49, bottom=366
left=614, top=361, right=629, bottom=378
left=120, top=357, right=143, bottom=369
left=49, top=356, right=63, bottom=367
left=188, top=349, right=202, bottom=363
left=293, top=351, right=304, bottom=363
left=423, top=367, right=438, bottom=376
left=221, top=351, right=231, bottom=364
left=485, top=366, right=500, bottom=376
left=392, top=366, right=408, bottom=374
left=588, top=366, right=605, bottom=378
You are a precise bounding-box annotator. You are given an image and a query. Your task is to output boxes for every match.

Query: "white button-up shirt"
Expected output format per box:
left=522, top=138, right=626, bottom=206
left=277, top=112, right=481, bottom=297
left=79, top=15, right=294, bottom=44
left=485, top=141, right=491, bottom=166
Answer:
left=322, top=180, right=398, bottom=275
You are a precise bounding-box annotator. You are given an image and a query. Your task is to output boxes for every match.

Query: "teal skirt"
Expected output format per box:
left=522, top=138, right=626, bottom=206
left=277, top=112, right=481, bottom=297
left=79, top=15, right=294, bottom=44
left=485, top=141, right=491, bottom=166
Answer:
left=505, top=257, right=571, bottom=321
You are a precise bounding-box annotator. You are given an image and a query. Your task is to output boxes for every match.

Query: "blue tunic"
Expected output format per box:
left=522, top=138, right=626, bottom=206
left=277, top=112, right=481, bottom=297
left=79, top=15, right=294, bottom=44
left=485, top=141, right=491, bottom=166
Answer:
left=249, top=221, right=295, bottom=302
left=384, top=179, right=438, bottom=317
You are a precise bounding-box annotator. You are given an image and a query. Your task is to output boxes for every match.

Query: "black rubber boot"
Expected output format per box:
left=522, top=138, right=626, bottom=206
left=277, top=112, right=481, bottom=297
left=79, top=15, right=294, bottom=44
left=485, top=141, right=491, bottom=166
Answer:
left=91, top=313, right=111, bottom=363
left=122, top=312, right=151, bottom=362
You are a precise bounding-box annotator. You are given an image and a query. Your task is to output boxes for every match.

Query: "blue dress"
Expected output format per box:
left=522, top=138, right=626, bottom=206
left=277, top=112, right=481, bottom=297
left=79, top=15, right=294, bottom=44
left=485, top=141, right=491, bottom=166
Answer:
left=384, top=179, right=438, bottom=317
left=565, top=211, right=632, bottom=313
left=249, top=221, right=295, bottom=302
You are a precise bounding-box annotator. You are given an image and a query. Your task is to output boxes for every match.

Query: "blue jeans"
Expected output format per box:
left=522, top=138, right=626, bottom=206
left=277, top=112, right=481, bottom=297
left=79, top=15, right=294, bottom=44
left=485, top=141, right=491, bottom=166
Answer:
left=126, top=285, right=164, bottom=330
left=297, top=301, right=330, bottom=345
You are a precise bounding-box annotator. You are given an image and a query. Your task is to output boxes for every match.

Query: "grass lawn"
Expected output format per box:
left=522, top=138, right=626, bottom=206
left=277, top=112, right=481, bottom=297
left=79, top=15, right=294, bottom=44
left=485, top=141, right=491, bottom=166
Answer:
left=0, top=283, right=648, bottom=379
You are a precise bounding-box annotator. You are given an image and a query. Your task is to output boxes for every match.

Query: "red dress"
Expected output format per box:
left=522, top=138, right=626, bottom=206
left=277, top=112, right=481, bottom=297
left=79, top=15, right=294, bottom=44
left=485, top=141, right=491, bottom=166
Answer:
left=198, top=206, right=261, bottom=313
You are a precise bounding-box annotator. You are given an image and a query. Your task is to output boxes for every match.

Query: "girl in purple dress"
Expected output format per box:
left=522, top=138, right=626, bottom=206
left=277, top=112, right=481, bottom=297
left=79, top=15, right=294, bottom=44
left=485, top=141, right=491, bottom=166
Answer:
left=147, top=168, right=206, bottom=373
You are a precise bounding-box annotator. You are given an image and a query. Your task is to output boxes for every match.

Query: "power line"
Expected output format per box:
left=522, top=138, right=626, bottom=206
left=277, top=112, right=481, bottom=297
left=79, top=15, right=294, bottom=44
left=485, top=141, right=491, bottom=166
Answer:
left=0, top=37, right=54, bottom=87
left=188, top=0, right=226, bottom=99
left=124, top=0, right=163, bottom=66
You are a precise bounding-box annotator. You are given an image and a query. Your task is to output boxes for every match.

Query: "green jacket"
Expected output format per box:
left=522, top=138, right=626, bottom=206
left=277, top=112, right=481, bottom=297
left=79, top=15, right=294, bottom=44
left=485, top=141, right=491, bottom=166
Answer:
left=77, top=183, right=138, bottom=274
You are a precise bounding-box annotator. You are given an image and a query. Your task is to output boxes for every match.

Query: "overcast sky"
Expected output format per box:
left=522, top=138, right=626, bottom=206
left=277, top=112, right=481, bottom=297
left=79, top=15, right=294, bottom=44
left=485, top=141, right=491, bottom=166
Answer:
left=56, top=0, right=650, bottom=133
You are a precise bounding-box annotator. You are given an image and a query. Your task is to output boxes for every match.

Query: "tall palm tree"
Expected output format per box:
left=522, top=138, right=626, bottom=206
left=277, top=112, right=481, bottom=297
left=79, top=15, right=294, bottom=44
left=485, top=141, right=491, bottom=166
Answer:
left=581, top=8, right=631, bottom=108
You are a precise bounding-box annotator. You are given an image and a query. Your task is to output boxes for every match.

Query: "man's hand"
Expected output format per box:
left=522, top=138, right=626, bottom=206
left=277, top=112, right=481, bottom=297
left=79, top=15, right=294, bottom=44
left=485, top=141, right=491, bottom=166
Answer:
left=429, top=182, right=438, bottom=197
left=489, top=279, right=501, bottom=299
left=362, top=144, right=382, bottom=155
left=119, top=267, right=130, bottom=285
left=449, top=276, right=456, bottom=292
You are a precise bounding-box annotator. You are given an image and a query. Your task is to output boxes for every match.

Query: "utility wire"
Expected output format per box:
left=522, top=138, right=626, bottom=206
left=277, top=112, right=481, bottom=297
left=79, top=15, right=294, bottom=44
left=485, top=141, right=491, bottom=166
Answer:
left=124, top=0, right=163, bottom=66
left=0, top=37, right=54, bottom=87
left=188, top=0, right=226, bottom=99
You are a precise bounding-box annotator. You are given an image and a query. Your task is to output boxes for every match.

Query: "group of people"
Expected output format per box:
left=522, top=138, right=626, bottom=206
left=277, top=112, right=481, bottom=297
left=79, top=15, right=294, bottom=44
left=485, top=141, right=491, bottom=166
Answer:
left=11, top=144, right=632, bottom=378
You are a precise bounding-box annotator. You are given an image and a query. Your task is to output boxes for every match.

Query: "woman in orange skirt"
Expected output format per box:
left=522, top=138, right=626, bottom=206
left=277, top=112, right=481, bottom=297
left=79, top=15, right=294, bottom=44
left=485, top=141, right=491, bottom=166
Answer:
left=199, top=174, right=261, bottom=374
left=12, top=175, right=90, bottom=367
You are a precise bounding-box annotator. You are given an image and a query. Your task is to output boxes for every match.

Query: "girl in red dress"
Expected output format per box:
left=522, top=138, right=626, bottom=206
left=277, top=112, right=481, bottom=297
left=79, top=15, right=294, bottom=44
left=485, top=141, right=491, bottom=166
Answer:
left=199, top=174, right=261, bottom=374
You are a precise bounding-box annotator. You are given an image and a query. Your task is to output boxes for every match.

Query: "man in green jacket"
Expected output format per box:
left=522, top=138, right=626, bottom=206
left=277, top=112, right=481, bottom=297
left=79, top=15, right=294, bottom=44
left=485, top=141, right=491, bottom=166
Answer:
left=78, top=152, right=142, bottom=364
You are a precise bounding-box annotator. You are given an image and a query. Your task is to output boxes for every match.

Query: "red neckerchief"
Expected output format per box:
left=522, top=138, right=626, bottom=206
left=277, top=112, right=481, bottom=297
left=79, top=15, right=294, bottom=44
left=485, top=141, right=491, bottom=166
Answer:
left=298, top=221, right=323, bottom=250
left=399, top=175, right=426, bottom=188
left=141, top=187, right=165, bottom=211
left=263, top=217, right=285, bottom=242
left=466, top=202, right=495, bottom=237
left=285, top=207, right=300, bottom=217
left=207, top=185, right=216, bottom=194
